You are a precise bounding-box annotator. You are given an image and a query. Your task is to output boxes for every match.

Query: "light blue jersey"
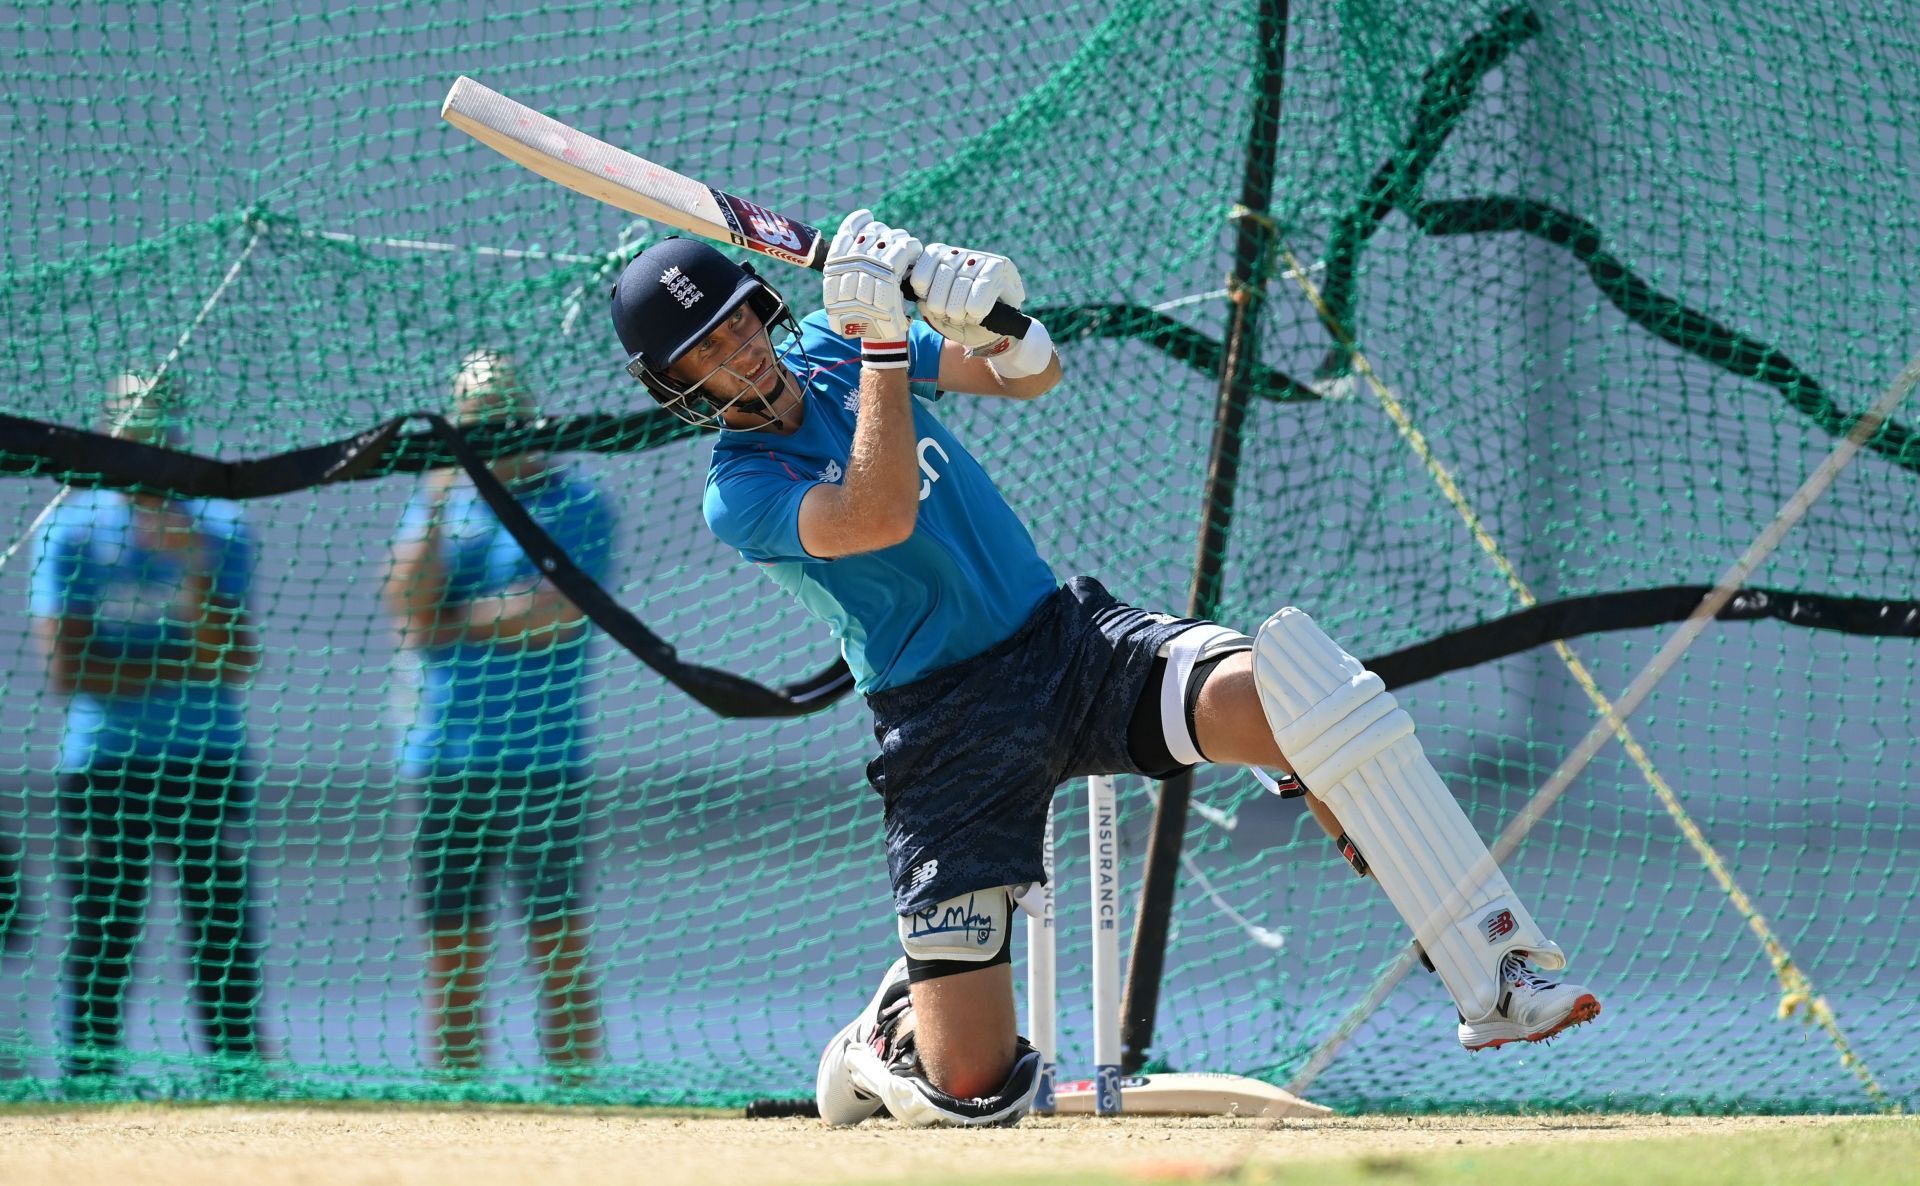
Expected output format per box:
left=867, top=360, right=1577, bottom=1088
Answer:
left=394, top=465, right=614, bottom=780
left=29, top=489, right=252, bottom=772
left=704, top=312, right=1059, bottom=693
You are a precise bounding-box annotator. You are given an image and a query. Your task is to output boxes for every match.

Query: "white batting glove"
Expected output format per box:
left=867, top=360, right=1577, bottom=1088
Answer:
left=910, top=242, right=1054, bottom=379
left=823, top=210, right=922, bottom=368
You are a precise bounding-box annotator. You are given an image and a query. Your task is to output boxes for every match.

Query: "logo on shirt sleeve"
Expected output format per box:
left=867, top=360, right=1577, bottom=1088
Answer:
left=818, top=459, right=843, bottom=484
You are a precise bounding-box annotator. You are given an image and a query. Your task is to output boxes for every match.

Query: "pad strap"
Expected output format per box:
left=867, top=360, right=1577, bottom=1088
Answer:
left=1156, top=624, right=1252, bottom=766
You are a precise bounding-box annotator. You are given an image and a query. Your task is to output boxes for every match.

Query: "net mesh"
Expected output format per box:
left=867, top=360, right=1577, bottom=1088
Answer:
left=1, top=0, right=1915, bottom=1111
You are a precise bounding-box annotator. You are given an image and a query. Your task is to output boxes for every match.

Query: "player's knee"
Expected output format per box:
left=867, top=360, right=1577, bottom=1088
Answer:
left=1251, top=607, right=1413, bottom=799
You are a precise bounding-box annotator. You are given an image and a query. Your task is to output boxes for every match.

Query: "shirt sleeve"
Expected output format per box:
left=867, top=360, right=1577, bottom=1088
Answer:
left=28, top=519, right=91, bottom=619
left=704, top=455, right=821, bottom=565
left=909, top=318, right=946, bottom=402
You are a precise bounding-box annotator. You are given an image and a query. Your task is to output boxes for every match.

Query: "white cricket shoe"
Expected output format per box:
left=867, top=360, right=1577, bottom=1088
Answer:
left=815, top=956, right=912, bottom=1125
left=1457, top=952, right=1602, bottom=1051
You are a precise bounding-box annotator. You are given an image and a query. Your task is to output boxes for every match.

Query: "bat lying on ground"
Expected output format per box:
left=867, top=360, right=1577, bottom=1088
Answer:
left=440, top=76, right=1030, bottom=338
left=1048, top=1072, right=1333, bottom=1118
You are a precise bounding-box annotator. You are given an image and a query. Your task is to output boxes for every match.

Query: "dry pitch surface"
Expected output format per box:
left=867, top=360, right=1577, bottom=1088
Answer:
left=0, top=1107, right=1860, bottom=1186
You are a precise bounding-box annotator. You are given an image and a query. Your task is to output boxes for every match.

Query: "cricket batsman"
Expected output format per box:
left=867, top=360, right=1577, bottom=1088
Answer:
left=607, top=212, right=1601, bottom=1127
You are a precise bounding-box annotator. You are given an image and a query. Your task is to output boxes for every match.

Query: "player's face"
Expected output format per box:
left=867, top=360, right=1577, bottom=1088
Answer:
left=100, top=389, right=182, bottom=448
left=668, top=305, right=802, bottom=431
left=456, top=388, right=546, bottom=482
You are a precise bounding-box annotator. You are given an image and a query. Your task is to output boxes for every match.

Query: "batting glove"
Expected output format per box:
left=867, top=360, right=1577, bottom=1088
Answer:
left=910, top=243, right=1053, bottom=379
left=824, top=210, right=922, bottom=368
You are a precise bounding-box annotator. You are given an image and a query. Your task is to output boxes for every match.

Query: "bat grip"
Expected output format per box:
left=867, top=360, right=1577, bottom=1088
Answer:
left=895, top=278, right=1035, bottom=339
left=982, top=301, right=1035, bottom=338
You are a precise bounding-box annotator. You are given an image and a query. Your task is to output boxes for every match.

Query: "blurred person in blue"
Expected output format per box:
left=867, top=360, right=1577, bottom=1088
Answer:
left=382, top=351, right=614, bottom=1079
left=30, top=371, right=265, bottom=1078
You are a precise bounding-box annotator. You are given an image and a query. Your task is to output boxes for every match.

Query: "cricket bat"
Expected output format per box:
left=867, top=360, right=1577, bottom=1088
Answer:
left=1051, top=1073, right=1333, bottom=1119
left=440, top=76, right=1031, bottom=337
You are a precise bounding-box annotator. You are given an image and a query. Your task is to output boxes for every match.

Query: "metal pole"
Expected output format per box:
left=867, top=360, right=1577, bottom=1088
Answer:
left=1120, top=0, right=1291, bottom=1073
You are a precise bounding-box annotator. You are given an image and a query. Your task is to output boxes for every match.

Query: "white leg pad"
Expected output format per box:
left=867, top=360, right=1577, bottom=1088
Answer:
left=1252, top=607, right=1565, bottom=1021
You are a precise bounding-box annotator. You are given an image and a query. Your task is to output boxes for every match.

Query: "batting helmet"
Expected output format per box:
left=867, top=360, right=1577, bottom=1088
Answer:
left=610, top=238, right=793, bottom=424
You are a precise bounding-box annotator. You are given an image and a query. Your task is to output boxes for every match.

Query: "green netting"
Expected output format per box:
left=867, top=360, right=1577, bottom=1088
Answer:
left=1, top=0, right=1916, bottom=1113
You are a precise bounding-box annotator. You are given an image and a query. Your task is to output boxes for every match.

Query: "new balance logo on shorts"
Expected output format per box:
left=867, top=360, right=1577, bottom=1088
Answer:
left=906, top=860, right=939, bottom=892
left=1481, top=907, right=1518, bottom=943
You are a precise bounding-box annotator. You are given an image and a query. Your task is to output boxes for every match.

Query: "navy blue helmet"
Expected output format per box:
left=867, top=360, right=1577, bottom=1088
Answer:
left=610, top=238, right=793, bottom=425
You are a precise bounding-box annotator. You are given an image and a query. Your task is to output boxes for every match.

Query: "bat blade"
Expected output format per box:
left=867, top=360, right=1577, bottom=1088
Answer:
left=440, top=75, right=826, bottom=270
left=440, top=76, right=1031, bottom=339
left=1052, top=1073, right=1333, bottom=1119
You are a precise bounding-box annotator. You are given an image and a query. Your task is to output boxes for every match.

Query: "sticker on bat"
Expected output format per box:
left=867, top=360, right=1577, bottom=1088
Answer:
left=714, top=192, right=819, bottom=266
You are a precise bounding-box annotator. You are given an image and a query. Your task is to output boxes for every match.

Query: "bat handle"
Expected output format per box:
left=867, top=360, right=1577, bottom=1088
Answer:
left=981, top=300, right=1035, bottom=338
left=895, top=278, right=1035, bottom=339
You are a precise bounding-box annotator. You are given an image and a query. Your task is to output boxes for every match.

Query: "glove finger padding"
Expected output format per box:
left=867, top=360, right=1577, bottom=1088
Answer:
left=824, top=209, right=921, bottom=342
left=963, top=256, right=1023, bottom=324
left=911, top=243, right=1027, bottom=356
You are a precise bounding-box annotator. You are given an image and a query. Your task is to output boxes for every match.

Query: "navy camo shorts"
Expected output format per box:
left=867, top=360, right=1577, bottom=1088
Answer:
left=865, top=576, right=1204, bottom=914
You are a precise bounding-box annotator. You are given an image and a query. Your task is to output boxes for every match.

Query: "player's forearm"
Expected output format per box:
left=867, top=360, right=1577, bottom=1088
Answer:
left=993, top=350, right=1062, bottom=400
left=44, top=572, right=237, bottom=695
left=190, top=612, right=260, bottom=686
left=48, top=632, right=191, bottom=697
left=386, top=550, right=446, bottom=616
left=388, top=588, right=580, bottom=652
left=838, top=366, right=921, bottom=544
left=147, top=578, right=256, bottom=687
left=454, top=588, right=586, bottom=650
left=57, top=653, right=178, bottom=697
left=384, top=534, right=463, bottom=647
left=814, top=212, right=925, bottom=550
